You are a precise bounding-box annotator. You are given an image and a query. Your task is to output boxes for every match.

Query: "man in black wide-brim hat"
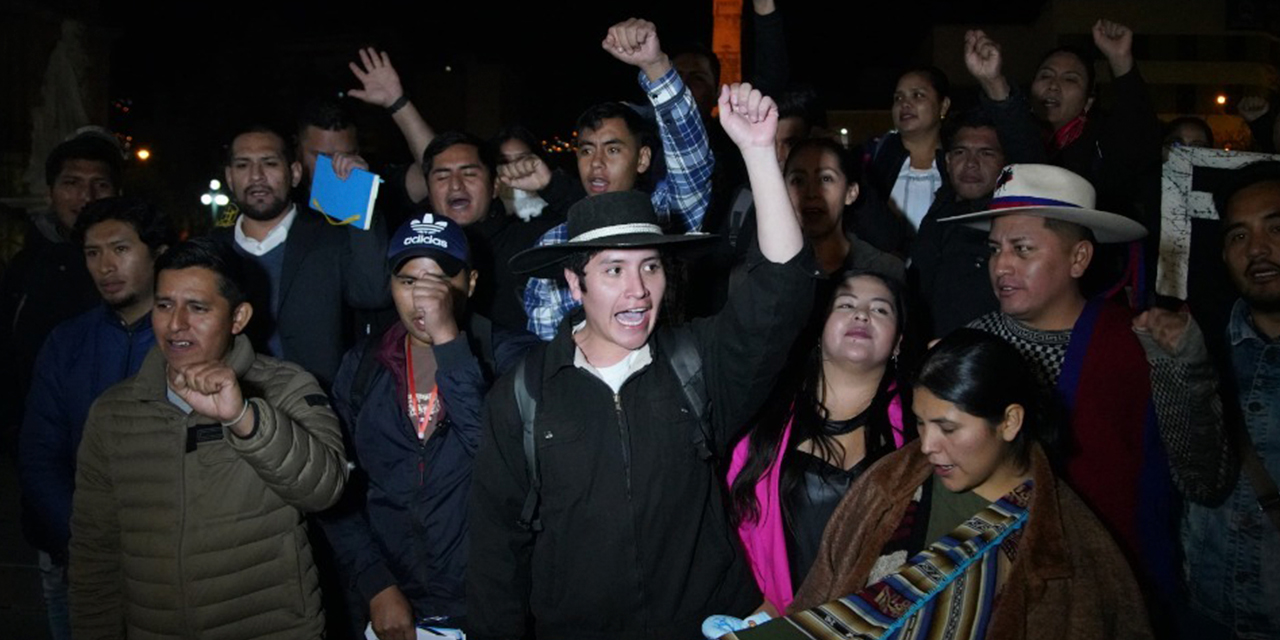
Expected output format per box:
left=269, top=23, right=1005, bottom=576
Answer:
left=467, top=83, right=819, bottom=640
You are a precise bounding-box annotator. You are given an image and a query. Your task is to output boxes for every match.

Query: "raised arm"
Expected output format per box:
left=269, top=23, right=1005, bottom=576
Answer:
left=170, top=360, right=348, bottom=512
left=1132, top=309, right=1236, bottom=504
left=350, top=47, right=436, bottom=202
left=604, top=18, right=714, bottom=232
left=1093, top=19, right=1134, bottom=78
left=719, top=83, right=801, bottom=262
left=966, top=30, right=1046, bottom=164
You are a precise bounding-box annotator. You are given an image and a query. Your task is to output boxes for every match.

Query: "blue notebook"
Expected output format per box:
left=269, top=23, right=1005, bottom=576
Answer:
left=309, top=154, right=382, bottom=230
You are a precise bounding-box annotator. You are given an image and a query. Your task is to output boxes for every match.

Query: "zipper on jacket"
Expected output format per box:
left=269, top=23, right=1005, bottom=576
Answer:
left=614, top=393, right=632, bottom=499
left=611, top=389, right=648, bottom=617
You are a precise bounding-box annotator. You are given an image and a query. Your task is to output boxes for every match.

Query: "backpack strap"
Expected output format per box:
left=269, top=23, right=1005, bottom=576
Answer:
left=514, top=351, right=544, bottom=532
left=668, top=327, right=713, bottom=461
left=726, top=186, right=756, bottom=249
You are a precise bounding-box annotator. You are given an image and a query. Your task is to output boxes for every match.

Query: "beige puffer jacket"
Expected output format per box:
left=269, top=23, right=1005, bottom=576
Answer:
left=70, top=335, right=347, bottom=639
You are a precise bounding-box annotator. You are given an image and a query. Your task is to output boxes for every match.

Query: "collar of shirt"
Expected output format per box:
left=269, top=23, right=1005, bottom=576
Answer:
left=234, top=204, right=298, bottom=256
left=570, top=320, right=653, bottom=391
left=1228, top=298, right=1275, bottom=346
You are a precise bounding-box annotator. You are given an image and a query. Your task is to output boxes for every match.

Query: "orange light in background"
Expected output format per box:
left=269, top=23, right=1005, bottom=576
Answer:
left=1216, top=94, right=1228, bottom=105
left=712, top=0, right=742, bottom=85
left=136, top=149, right=151, bottom=161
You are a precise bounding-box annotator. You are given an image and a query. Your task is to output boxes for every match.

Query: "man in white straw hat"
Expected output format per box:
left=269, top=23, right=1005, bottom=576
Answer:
left=942, top=163, right=1234, bottom=625
left=467, top=82, right=817, bottom=640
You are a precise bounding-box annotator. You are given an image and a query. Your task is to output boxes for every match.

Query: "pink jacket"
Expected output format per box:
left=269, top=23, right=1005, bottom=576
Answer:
left=726, top=390, right=905, bottom=612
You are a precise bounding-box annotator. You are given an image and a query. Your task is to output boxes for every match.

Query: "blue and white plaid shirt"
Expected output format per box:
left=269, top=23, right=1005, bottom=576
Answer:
left=523, top=68, right=714, bottom=340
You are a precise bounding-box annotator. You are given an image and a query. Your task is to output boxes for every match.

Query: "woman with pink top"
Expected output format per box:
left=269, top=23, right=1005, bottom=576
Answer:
left=726, top=268, right=911, bottom=615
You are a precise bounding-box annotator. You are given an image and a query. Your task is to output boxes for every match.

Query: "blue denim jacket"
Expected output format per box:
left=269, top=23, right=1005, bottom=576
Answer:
left=1182, top=300, right=1280, bottom=638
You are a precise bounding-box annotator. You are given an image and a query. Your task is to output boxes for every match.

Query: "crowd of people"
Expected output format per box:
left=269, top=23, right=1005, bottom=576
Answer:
left=2, top=7, right=1278, bottom=640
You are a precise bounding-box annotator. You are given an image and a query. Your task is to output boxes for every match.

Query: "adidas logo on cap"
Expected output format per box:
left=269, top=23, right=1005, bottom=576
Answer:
left=410, top=213, right=448, bottom=235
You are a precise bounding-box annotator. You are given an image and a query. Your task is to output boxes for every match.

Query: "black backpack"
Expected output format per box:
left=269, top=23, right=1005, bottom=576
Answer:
left=512, top=327, right=711, bottom=531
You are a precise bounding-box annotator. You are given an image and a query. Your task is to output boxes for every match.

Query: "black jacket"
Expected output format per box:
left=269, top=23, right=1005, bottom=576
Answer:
left=211, top=207, right=390, bottom=388
left=909, top=186, right=1000, bottom=339
left=0, top=215, right=99, bottom=431
left=467, top=249, right=818, bottom=640
left=320, top=316, right=536, bottom=622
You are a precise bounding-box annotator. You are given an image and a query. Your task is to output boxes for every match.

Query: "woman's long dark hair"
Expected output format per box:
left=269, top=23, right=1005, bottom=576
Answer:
left=729, top=269, right=913, bottom=526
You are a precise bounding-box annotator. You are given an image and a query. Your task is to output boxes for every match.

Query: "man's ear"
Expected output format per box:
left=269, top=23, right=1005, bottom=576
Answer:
left=289, top=161, right=303, bottom=189
left=1069, top=240, right=1094, bottom=278
left=636, top=146, right=653, bottom=175
left=466, top=270, right=479, bottom=298
left=564, top=267, right=585, bottom=302
left=231, top=302, right=254, bottom=335
left=940, top=96, right=952, bottom=120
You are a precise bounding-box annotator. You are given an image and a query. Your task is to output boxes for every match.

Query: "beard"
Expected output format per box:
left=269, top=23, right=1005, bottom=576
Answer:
left=237, top=192, right=292, bottom=221
left=1241, top=288, right=1280, bottom=314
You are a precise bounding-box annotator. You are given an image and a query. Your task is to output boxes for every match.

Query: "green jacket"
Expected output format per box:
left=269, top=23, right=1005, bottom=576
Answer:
left=70, top=335, right=347, bottom=639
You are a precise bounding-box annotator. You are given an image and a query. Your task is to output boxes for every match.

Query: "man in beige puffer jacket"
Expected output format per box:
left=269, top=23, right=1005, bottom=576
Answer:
left=69, top=238, right=347, bottom=639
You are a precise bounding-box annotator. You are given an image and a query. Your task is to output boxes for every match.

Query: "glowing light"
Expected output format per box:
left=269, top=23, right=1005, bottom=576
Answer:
left=1216, top=94, right=1228, bottom=105
left=200, top=194, right=213, bottom=205
left=214, top=194, right=230, bottom=206
left=135, top=149, right=151, bottom=161
left=209, top=179, right=221, bottom=190
left=840, top=128, right=849, bottom=135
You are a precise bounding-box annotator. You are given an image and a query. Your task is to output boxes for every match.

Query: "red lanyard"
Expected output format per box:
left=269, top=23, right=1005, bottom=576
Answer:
left=404, top=339, right=439, bottom=441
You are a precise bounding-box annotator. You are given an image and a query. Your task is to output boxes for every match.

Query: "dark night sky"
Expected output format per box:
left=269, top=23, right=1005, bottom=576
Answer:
left=88, top=1, right=1046, bottom=222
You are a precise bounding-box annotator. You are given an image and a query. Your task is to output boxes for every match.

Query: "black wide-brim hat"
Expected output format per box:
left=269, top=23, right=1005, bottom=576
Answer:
left=509, top=190, right=717, bottom=278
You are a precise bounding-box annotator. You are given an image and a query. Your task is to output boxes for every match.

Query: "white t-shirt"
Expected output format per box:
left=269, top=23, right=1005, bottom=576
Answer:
left=889, top=158, right=942, bottom=231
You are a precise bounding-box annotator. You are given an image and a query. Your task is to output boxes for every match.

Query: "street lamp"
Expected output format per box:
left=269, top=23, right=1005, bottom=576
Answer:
left=203, top=179, right=229, bottom=221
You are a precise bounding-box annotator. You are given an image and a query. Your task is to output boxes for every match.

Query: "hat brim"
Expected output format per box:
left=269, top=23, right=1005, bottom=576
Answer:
left=937, top=205, right=1147, bottom=243
left=510, top=232, right=718, bottom=278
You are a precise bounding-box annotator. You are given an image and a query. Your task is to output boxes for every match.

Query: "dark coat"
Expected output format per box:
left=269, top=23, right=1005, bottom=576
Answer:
left=467, top=249, right=818, bottom=640
left=212, top=207, right=390, bottom=388
left=909, top=186, right=1000, bottom=339
left=0, top=216, right=100, bottom=429
left=319, top=316, right=535, bottom=621
left=19, top=306, right=153, bottom=559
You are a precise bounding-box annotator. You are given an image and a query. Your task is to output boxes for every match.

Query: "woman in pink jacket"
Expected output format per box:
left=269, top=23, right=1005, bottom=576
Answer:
left=726, top=268, right=910, bottom=614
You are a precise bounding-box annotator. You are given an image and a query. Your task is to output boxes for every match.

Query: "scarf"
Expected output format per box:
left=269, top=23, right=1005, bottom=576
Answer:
left=1057, top=296, right=1176, bottom=601
left=1047, top=114, right=1088, bottom=154
left=723, top=481, right=1033, bottom=640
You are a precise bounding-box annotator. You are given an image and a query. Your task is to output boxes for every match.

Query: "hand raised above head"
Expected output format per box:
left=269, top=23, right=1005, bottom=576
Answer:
left=602, top=18, right=670, bottom=79
left=1092, top=19, right=1134, bottom=76
left=718, top=82, right=777, bottom=151
left=964, top=30, right=1003, bottom=81
left=349, top=47, right=405, bottom=109
left=498, top=156, right=552, bottom=192
left=964, top=29, right=1010, bottom=100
